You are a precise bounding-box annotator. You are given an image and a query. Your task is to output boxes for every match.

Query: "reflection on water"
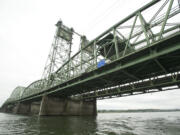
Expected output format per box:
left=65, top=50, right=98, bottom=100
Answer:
left=0, top=112, right=180, bottom=135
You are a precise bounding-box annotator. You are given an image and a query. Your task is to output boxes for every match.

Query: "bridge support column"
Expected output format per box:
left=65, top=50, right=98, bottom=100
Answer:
left=12, top=102, right=20, bottom=114
left=30, top=102, right=40, bottom=115
left=0, top=105, right=8, bottom=113
left=1, top=104, right=15, bottom=113
left=39, top=95, right=97, bottom=116
left=13, top=102, right=31, bottom=115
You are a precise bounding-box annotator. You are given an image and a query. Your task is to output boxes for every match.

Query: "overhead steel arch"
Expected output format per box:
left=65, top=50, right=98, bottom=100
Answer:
left=21, top=79, right=45, bottom=99
left=7, top=86, right=25, bottom=102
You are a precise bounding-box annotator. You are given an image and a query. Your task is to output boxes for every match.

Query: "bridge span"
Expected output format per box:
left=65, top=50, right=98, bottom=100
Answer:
left=1, top=0, right=180, bottom=116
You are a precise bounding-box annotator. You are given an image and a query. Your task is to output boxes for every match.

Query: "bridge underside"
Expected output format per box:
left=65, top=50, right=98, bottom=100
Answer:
left=2, top=33, right=180, bottom=116
left=7, top=33, right=178, bottom=102
left=43, top=33, right=180, bottom=99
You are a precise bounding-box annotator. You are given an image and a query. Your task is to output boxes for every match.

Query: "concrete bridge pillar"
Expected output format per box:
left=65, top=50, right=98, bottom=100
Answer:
left=13, top=102, right=31, bottom=115
left=39, top=95, right=97, bottom=116
left=0, top=105, right=7, bottom=113
left=30, top=102, right=40, bottom=115
left=12, top=102, right=20, bottom=114
left=1, top=104, right=15, bottom=113
left=8, top=101, right=40, bottom=115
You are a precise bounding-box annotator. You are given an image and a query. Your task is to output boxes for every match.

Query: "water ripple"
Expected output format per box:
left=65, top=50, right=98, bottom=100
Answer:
left=0, top=112, right=180, bottom=135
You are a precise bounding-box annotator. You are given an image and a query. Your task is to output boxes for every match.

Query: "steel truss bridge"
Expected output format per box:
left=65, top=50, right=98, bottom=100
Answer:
left=4, top=0, right=180, bottom=105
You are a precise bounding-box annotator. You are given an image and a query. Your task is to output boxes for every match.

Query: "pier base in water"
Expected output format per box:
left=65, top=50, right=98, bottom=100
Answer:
left=2, top=95, right=97, bottom=116
left=13, top=102, right=31, bottom=114
left=39, top=95, right=97, bottom=116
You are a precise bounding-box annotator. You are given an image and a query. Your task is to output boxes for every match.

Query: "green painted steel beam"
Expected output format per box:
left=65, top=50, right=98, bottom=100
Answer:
left=82, top=76, right=180, bottom=100
left=159, top=0, right=174, bottom=39
left=14, top=73, right=180, bottom=103
left=154, top=59, right=168, bottom=74
left=55, top=0, right=160, bottom=74
left=46, top=33, right=180, bottom=96
left=121, top=70, right=139, bottom=80
left=113, top=28, right=119, bottom=58
left=90, top=0, right=160, bottom=44
left=138, top=12, right=150, bottom=45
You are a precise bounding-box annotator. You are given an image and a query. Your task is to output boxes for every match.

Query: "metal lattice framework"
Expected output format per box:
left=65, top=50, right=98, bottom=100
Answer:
left=80, top=71, right=180, bottom=100
left=41, top=20, right=74, bottom=87
left=6, top=86, right=25, bottom=102
left=21, top=79, right=45, bottom=99
left=52, top=0, right=180, bottom=83
left=4, top=0, right=180, bottom=104
left=50, top=0, right=180, bottom=88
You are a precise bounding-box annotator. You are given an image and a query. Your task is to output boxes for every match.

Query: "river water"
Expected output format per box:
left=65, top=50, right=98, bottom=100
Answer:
left=0, top=112, right=180, bottom=135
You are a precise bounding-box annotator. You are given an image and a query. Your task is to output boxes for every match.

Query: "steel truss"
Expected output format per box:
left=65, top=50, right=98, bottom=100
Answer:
left=4, top=0, right=180, bottom=104
left=53, top=0, right=180, bottom=87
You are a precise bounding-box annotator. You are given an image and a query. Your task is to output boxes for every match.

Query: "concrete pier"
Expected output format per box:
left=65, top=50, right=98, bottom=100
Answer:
left=13, top=102, right=31, bottom=114
left=31, top=102, right=40, bottom=115
left=39, top=95, right=97, bottom=116
left=2, top=104, right=15, bottom=113
left=1, top=96, right=97, bottom=116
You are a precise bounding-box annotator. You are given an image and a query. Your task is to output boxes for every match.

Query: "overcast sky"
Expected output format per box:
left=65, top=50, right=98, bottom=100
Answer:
left=0, top=0, right=180, bottom=109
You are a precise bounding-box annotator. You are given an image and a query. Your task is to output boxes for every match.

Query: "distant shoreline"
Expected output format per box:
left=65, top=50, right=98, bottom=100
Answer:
left=98, top=109, right=180, bottom=113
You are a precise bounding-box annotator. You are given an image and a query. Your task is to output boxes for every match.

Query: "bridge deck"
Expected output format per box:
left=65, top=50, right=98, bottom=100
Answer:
left=18, top=32, right=180, bottom=102
left=52, top=32, right=180, bottom=95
